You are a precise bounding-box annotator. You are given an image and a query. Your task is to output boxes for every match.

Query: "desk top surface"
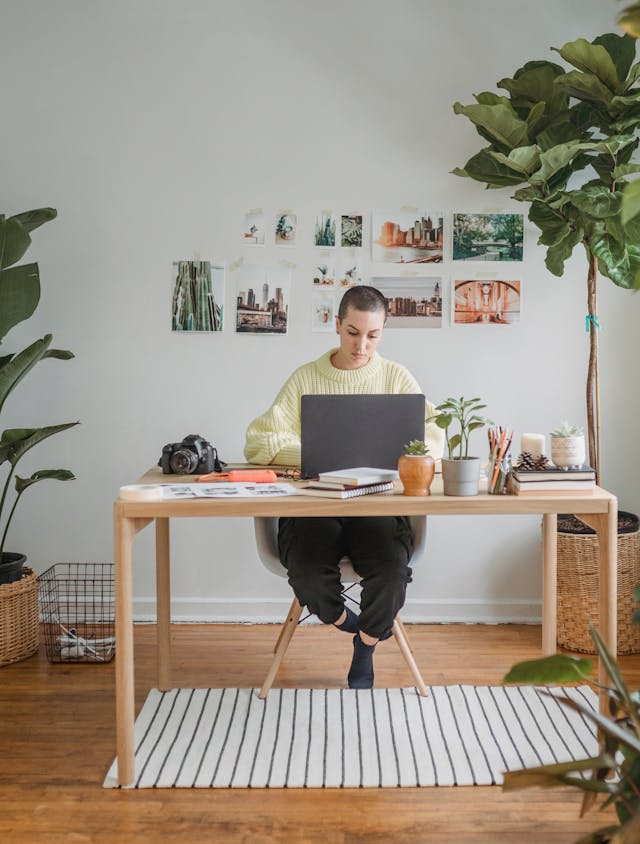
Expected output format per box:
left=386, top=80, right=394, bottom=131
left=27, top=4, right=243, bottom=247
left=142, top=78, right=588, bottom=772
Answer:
left=115, top=467, right=616, bottom=519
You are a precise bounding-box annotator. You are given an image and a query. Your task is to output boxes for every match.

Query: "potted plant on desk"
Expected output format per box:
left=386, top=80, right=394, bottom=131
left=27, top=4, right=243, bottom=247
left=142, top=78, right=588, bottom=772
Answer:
left=428, top=397, right=492, bottom=496
left=398, top=439, right=435, bottom=496
left=0, top=207, right=78, bottom=585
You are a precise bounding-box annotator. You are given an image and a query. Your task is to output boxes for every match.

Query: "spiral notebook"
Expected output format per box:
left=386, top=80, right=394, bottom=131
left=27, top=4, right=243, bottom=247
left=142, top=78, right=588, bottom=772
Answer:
left=297, top=480, right=395, bottom=499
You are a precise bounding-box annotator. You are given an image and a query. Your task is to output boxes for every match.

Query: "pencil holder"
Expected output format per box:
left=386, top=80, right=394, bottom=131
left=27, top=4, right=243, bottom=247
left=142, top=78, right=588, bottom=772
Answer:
left=487, top=453, right=512, bottom=494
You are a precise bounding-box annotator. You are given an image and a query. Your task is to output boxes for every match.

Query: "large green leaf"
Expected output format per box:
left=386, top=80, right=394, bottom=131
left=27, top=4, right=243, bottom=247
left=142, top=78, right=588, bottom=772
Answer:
left=452, top=149, right=526, bottom=188
left=0, top=423, right=79, bottom=468
left=503, top=653, right=592, bottom=684
left=529, top=201, right=570, bottom=245
left=487, top=145, right=541, bottom=176
left=14, top=469, right=75, bottom=493
left=529, top=141, right=594, bottom=187
left=0, top=263, right=40, bottom=343
left=545, top=225, right=585, bottom=276
left=553, top=38, right=622, bottom=93
left=0, top=335, right=52, bottom=414
left=560, top=695, right=640, bottom=754
left=570, top=186, right=622, bottom=218
left=503, top=754, right=616, bottom=791
left=10, top=207, right=56, bottom=234
left=0, top=216, right=31, bottom=270
left=453, top=101, right=531, bottom=150
left=498, top=61, right=568, bottom=112
left=614, top=162, right=640, bottom=179
left=621, top=179, right=640, bottom=223
left=593, top=33, right=637, bottom=84
left=591, top=230, right=640, bottom=288
left=555, top=70, right=614, bottom=106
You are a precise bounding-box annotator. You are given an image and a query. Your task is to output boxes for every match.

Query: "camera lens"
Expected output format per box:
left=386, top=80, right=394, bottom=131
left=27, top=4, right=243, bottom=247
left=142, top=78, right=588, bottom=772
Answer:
left=170, top=448, right=198, bottom=474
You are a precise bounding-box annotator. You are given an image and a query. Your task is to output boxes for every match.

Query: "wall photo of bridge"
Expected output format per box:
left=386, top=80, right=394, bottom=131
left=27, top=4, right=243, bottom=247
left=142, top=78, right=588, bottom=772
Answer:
left=453, top=212, right=524, bottom=262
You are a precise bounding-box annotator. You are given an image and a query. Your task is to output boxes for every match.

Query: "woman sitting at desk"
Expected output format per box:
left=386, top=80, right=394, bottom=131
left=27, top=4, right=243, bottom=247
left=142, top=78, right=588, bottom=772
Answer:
left=244, top=285, right=443, bottom=689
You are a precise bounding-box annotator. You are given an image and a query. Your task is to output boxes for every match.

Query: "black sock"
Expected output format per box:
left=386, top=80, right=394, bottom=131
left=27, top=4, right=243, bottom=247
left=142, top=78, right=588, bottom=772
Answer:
left=348, top=633, right=376, bottom=689
left=333, top=606, right=359, bottom=634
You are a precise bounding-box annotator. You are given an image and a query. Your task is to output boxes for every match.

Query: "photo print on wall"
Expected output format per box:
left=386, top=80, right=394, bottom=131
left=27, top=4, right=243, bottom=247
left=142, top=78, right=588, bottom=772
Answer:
left=242, top=210, right=266, bottom=246
left=452, top=213, right=524, bottom=261
left=337, top=255, right=362, bottom=287
left=234, top=263, right=291, bottom=334
left=371, top=276, right=443, bottom=328
left=275, top=210, right=297, bottom=246
left=171, top=261, right=224, bottom=332
left=312, top=259, right=336, bottom=286
left=341, top=214, right=363, bottom=247
left=311, top=290, right=336, bottom=333
left=314, top=213, right=337, bottom=247
left=453, top=279, right=521, bottom=325
left=371, top=210, right=443, bottom=264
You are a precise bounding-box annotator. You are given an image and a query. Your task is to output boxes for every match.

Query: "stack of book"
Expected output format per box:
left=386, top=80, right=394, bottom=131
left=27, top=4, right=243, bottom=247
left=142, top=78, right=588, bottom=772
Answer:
left=297, top=467, right=397, bottom=499
left=511, top=465, right=596, bottom=495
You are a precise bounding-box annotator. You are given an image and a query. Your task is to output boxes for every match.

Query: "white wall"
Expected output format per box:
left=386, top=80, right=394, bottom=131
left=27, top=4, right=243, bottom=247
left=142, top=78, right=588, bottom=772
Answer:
left=2, top=0, right=638, bottom=622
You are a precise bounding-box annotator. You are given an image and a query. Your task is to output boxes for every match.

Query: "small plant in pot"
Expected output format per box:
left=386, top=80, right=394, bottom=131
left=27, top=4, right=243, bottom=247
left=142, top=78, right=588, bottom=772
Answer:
left=550, top=420, right=587, bottom=469
left=0, top=207, right=78, bottom=585
left=428, top=397, right=492, bottom=496
left=398, top=440, right=435, bottom=497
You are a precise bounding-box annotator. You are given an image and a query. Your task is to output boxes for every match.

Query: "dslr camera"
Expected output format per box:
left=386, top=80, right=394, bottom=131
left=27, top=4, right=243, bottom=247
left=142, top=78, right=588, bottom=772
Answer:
left=159, top=434, right=220, bottom=475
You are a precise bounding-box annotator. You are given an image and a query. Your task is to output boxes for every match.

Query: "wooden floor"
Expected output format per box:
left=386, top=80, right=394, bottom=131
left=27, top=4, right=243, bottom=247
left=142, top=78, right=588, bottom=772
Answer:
left=2, top=622, right=639, bottom=844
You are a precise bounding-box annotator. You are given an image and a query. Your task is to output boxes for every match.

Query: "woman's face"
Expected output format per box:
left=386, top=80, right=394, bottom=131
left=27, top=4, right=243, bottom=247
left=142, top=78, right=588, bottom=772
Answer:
left=333, top=305, right=386, bottom=370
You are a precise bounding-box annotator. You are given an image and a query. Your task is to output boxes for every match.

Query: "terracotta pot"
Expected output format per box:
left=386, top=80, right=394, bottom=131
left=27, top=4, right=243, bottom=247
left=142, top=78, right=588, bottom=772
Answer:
left=398, top=454, right=435, bottom=496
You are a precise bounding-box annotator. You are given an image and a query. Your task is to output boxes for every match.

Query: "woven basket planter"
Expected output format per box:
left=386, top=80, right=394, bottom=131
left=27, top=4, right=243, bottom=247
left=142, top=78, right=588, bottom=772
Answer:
left=0, top=567, right=39, bottom=666
left=557, top=512, right=640, bottom=654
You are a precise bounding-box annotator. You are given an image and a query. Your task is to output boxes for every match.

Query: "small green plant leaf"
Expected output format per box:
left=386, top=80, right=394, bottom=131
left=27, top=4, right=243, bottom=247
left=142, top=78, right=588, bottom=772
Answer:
left=503, top=653, right=592, bottom=684
left=14, top=469, right=76, bottom=493
left=0, top=263, right=40, bottom=344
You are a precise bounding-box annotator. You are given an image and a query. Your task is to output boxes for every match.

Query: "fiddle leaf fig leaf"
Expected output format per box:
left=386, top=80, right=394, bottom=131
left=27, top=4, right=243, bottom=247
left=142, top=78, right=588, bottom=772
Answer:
left=613, top=162, right=640, bottom=180
left=529, top=201, right=571, bottom=246
left=503, top=653, right=593, bottom=684
left=591, top=230, right=640, bottom=289
left=555, top=70, right=614, bottom=106
left=498, top=61, right=568, bottom=112
left=487, top=145, right=541, bottom=176
left=545, top=225, right=584, bottom=276
left=593, top=33, right=636, bottom=83
left=569, top=186, right=621, bottom=218
left=452, top=149, right=526, bottom=187
left=553, top=38, right=621, bottom=93
left=453, top=101, right=531, bottom=150
left=621, top=179, right=640, bottom=224
left=529, top=141, right=593, bottom=186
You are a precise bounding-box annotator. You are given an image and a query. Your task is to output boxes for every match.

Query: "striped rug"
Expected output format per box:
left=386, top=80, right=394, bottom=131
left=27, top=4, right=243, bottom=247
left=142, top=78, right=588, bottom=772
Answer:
left=104, top=685, right=598, bottom=788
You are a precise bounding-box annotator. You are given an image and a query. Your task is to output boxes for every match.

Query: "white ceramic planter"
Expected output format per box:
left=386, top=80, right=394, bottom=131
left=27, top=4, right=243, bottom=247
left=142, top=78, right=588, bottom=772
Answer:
left=441, top=457, right=480, bottom=496
left=550, top=435, right=586, bottom=469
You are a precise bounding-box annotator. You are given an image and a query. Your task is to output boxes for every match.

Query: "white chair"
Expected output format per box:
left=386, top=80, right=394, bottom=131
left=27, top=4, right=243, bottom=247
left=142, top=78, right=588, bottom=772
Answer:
left=253, top=516, right=428, bottom=698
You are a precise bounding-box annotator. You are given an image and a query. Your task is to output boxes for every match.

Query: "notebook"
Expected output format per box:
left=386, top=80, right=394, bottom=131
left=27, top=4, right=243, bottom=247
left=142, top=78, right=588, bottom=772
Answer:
left=300, top=394, right=426, bottom=478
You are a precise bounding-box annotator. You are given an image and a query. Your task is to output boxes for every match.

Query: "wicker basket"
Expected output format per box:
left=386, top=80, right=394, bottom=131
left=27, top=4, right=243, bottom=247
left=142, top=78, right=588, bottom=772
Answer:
left=0, top=567, right=39, bottom=666
left=557, top=512, right=640, bottom=654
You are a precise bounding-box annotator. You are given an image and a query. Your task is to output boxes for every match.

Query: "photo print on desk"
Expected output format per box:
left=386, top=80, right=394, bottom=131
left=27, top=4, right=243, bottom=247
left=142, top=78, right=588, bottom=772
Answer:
left=275, top=210, right=297, bottom=246
left=234, top=263, right=291, bottom=334
left=171, top=260, right=224, bottom=332
left=314, top=213, right=337, bottom=247
left=452, top=213, right=524, bottom=261
left=242, top=210, right=266, bottom=246
left=453, top=279, right=521, bottom=325
left=371, top=276, right=443, bottom=328
left=341, top=214, right=363, bottom=248
left=371, top=210, right=443, bottom=264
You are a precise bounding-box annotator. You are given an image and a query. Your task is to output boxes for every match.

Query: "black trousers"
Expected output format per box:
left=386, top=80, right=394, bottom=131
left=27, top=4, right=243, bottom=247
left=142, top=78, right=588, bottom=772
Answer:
left=277, top=516, right=414, bottom=639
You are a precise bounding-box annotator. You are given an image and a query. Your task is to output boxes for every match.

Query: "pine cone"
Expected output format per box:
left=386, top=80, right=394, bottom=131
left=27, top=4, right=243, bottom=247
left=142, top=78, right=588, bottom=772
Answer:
left=515, top=451, right=537, bottom=470
left=533, top=454, right=550, bottom=470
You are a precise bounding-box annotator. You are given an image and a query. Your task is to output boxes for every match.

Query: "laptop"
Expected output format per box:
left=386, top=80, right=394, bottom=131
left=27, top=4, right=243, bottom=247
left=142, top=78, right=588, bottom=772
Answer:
left=300, top=394, right=426, bottom=478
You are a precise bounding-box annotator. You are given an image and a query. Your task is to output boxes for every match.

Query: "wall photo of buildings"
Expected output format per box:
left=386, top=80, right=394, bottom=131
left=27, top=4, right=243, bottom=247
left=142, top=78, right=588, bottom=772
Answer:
left=235, top=264, right=290, bottom=334
left=453, top=279, right=521, bottom=324
left=372, top=210, right=443, bottom=264
left=372, top=277, right=443, bottom=328
left=171, top=261, right=224, bottom=332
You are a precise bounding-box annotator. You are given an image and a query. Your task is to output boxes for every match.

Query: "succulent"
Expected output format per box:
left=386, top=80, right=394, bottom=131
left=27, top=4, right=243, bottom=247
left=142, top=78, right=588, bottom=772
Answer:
left=403, top=440, right=430, bottom=456
left=550, top=421, right=584, bottom=438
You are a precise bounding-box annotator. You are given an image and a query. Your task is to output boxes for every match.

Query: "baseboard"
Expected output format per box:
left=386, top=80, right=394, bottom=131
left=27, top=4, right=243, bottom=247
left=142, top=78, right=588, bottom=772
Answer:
left=132, top=596, right=542, bottom=624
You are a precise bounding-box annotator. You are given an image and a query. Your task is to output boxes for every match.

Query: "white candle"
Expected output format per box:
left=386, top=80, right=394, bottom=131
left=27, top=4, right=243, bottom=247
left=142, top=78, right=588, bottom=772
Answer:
left=520, top=433, right=545, bottom=458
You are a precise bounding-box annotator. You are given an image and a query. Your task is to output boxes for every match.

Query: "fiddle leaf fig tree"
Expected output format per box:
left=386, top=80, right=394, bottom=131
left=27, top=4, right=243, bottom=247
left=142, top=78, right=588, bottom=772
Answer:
left=0, top=208, right=78, bottom=561
left=452, top=32, right=640, bottom=482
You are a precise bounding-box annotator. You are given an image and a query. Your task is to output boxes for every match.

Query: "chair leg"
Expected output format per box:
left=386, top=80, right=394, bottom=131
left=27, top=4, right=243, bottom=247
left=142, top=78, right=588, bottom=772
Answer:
left=259, top=598, right=304, bottom=699
left=393, top=617, right=414, bottom=654
left=392, top=617, right=428, bottom=697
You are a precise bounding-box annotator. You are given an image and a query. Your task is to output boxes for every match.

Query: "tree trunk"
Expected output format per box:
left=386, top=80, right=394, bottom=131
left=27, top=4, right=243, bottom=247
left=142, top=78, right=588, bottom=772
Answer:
left=586, top=251, right=600, bottom=484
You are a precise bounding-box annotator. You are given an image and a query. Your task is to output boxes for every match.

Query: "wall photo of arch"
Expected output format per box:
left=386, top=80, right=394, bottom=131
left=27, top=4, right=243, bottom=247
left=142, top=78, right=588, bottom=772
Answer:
left=453, top=279, right=521, bottom=325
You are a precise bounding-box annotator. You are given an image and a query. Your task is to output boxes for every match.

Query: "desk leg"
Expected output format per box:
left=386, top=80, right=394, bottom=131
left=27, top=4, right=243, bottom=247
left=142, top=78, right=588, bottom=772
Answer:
left=114, top=510, right=136, bottom=788
left=542, top=514, right=557, bottom=656
left=156, top=518, right=171, bottom=691
left=576, top=502, right=618, bottom=714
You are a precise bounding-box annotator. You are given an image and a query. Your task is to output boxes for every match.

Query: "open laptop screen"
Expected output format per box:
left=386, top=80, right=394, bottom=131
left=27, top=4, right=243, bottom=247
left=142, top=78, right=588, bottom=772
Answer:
left=300, top=394, right=426, bottom=478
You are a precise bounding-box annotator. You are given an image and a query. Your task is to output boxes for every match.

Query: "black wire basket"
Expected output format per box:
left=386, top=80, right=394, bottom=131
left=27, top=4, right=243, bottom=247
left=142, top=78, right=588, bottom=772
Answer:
left=38, top=563, right=115, bottom=663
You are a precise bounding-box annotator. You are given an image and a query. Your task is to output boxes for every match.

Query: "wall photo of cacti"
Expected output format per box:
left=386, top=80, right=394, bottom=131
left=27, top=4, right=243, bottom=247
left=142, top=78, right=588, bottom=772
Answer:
left=314, top=213, right=337, bottom=246
left=171, top=261, right=224, bottom=332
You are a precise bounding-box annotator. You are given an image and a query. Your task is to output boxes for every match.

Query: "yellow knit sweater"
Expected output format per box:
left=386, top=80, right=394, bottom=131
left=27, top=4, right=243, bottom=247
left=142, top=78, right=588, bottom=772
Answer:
left=244, top=348, right=444, bottom=466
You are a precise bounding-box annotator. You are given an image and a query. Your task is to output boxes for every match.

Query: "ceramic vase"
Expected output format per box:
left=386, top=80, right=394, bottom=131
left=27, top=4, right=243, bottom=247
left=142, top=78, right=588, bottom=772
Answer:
left=398, top=454, right=435, bottom=496
left=550, top=435, right=586, bottom=469
left=441, top=457, right=481, bottom=496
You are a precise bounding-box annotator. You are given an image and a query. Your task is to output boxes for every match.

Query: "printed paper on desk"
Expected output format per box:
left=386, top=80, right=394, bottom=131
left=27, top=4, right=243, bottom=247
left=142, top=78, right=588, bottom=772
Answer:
left=161, top=483, right=300, bottom=499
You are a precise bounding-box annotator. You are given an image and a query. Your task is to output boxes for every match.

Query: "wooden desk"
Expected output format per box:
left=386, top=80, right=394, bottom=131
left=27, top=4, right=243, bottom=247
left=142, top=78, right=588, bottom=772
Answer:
left=113, top=471, right=617, bottom=787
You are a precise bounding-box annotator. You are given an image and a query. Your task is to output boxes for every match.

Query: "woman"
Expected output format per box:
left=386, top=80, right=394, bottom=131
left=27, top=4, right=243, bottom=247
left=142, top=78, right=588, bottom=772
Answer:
left=245, top=285, right=443, bottom=688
